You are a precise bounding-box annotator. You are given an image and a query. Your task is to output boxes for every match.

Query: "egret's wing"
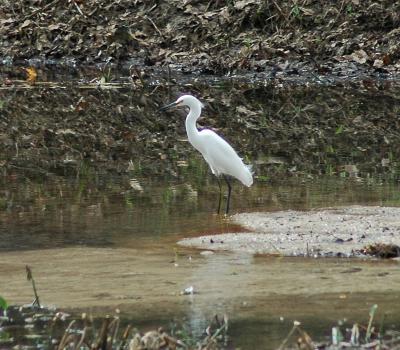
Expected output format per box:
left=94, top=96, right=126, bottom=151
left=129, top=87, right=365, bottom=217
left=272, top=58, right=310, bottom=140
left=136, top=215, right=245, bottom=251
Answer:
left=199, top=129, right=239, bottom=164
left=198, top=129, right=253, bottom=186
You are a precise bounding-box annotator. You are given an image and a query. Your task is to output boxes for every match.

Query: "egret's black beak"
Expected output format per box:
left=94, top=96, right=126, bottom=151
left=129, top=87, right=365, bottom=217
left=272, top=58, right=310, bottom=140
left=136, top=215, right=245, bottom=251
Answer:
left=159, top=101, right=178, bottom=111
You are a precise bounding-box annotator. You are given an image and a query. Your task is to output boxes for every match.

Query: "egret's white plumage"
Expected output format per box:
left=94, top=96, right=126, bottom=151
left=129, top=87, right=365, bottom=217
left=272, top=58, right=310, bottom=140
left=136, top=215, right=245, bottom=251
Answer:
left=181, top=95, right=253, bottom=186
left=161, top=94, right=253, bottom=214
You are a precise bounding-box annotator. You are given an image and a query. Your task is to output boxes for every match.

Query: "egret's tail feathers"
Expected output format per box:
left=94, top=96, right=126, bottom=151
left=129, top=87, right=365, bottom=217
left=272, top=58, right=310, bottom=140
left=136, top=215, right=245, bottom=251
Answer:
left=240, top=164, right=253, bottom=187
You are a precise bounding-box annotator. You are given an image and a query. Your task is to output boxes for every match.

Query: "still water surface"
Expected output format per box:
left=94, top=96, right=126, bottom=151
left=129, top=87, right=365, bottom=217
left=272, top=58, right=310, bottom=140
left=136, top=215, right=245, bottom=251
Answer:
left=2, top=173, right=400, bottom=251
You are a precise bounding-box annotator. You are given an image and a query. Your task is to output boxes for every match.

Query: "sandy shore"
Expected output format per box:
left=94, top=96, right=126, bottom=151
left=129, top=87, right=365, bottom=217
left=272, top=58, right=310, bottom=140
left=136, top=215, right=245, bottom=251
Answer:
left=178, top=206, right=400, bottom=257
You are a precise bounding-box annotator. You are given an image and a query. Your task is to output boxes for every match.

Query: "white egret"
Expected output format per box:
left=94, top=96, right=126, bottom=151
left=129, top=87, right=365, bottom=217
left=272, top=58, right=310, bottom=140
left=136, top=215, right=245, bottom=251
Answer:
left=161, top=95, right=253, bottom=214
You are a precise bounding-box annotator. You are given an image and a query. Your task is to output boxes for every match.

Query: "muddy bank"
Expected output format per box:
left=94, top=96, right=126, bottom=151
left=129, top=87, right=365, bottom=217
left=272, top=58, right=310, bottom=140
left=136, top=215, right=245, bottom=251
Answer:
left=179, top=206, right=400, bottom=257
left=1, top=1, right=400, bottom=78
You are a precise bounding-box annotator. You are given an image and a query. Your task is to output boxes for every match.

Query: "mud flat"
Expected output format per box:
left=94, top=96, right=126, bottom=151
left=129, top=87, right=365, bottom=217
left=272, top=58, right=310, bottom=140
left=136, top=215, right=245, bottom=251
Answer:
left=178, top=206, right=400, bottom=257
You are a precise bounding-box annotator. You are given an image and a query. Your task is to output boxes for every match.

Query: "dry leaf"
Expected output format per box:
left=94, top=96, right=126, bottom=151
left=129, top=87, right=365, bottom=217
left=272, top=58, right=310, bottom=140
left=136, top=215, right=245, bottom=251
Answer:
left=234, top=0, right=256, bottom=10
left=24, top=67, right=37, bottom=85
left=48, top=23, right=61, bottom=31
left=350, top=49, right=369, bottom=64
left=20, top=19, right=31, bottom=29
left=129, top=178, right=143, bottom=192
left=382, top=54, right=391, bottom=65
left=74, top=97, right=88, bottom=112
left=373, top=59, right=384, bottom=68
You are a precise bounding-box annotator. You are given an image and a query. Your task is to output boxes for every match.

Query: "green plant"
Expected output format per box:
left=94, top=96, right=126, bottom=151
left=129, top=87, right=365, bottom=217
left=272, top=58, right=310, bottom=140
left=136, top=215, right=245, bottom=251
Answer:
left=335, top=124, right=344, bottom=135
left=290, top=4, right=301, bottom=18
left=326, top=145, right=335, bottom=154
left=258, top=175, right=269, bottom=182
left=346, top=4, right=353, bottom=15
left=325, top=163, right=334, bottom=176
left=0, top=296, right=7, bottom=312
left=242, top=38, right=252, bottom=48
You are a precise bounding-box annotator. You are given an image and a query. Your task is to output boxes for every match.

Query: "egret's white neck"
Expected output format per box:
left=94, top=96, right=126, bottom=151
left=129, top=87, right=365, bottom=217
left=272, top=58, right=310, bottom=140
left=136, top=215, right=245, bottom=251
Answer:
left=185, top=104, right=202, bottom=149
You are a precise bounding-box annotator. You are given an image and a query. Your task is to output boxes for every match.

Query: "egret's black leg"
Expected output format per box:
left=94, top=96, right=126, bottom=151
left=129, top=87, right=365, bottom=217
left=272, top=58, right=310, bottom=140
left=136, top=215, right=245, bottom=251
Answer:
left=223, top=175, right=232, bottom=215
left=217, top=177, right=223, bottom=214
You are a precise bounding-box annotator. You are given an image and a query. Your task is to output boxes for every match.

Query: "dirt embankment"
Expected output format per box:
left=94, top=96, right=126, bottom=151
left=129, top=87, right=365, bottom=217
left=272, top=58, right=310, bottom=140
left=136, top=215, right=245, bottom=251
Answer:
left=1, top=0, right=400, bottom=76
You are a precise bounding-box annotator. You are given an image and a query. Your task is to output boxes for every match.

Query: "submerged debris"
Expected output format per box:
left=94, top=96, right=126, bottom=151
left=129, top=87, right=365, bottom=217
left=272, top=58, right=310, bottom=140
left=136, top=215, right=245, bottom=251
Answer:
left=2, top=301, right=400, bottom=349
left=278, top=304, right=400, bottom=350
left=359, top=243, right=400, bottom=258
left=181, top=286, right=195, bottom=295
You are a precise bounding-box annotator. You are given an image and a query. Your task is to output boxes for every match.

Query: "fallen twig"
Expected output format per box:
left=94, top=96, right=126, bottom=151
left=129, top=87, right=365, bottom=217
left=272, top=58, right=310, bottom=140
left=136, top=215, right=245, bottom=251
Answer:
left=72, top=0, right=86, bottom=17
left=145, top=15, right=164, bottom=38
left=73, top=326, right=88, bottom=350
left=58, top=320, right=76, bottom=350
left=22, top=0, right=62, bottom=20
left=117, top=325, right=132, bottom=350
left=278, top=322, right=300, bottom=350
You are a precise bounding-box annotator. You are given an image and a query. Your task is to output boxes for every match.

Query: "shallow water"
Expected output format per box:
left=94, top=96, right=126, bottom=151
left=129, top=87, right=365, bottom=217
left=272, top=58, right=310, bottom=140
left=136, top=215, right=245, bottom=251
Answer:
left=2, top=173, right=400, bottom=251
left=2, top=74, right=400, bottom=348
left=2, top=175, right=400, bottom=348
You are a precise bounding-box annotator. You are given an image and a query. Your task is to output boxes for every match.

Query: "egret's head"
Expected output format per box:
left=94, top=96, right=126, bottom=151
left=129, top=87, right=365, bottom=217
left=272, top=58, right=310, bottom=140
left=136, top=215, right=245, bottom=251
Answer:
left=160, top=94, right=204, bottom=111
left=176, top=95, right=204, bottom=109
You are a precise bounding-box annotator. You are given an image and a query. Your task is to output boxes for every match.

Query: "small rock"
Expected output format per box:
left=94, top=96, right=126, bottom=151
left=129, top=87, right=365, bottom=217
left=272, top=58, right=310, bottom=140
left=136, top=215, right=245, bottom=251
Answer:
left=200, top=250, right=214, bottom=256
left=181, top=286, right=195, bottom=295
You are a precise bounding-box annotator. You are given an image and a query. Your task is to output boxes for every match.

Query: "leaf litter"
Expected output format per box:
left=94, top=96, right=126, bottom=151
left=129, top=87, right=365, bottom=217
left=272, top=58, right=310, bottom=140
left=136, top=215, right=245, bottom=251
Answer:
left=1, top=0, right=400, bottom=77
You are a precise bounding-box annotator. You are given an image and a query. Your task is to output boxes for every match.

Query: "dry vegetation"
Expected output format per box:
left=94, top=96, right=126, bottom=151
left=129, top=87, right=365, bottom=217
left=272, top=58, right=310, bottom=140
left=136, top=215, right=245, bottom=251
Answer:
left=1, top=0, right=400, bottom=76
left=1, top=304, right=229, bottom=349
left=2, top=303, right=400, bottom=349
